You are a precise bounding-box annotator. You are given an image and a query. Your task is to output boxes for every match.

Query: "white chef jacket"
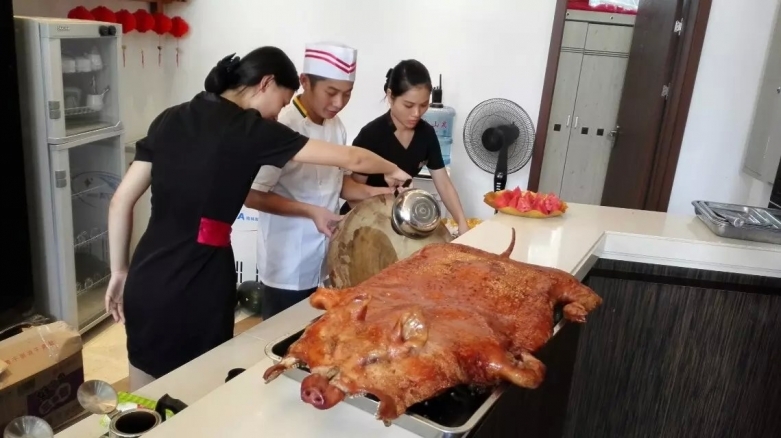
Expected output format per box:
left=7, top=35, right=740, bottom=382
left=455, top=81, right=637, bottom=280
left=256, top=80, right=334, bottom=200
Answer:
left=252, top=98, right=348, bottom=290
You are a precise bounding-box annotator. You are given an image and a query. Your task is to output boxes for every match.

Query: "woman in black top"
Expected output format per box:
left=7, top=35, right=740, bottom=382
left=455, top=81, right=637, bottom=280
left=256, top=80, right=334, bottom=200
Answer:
left=105, top=48, right=411, bottom=390
left=340, top=60, right=469, bottom=235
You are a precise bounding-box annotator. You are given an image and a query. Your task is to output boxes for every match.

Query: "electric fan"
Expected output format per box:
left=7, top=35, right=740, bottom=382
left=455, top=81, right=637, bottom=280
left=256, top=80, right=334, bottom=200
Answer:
left=462, top=98, right=535, bottom=193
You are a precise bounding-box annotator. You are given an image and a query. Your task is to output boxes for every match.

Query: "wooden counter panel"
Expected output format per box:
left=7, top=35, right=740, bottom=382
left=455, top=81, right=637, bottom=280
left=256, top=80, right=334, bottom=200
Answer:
left=471, top=260, right=781, bottom=438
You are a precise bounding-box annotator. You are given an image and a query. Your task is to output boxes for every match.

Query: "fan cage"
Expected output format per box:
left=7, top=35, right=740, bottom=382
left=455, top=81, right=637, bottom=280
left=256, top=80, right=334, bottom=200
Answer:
left=462, top=98, right=535, bottom=175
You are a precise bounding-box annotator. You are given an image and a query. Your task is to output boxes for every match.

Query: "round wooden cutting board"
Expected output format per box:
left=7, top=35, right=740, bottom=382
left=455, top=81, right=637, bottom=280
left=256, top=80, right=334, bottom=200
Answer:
left=327, top=194, right=454, bottom=289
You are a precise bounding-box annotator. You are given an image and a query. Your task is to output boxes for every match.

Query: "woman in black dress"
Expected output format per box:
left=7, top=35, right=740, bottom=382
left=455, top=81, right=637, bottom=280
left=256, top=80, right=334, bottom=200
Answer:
left=106, top=48, right=411, bottom=390
left=340, top=60, right=469, bottom=235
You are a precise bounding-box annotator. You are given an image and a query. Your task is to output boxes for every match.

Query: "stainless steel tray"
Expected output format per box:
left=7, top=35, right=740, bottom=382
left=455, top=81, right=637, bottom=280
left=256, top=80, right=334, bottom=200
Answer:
left=692, top=200, right=781, bottom=245
left=265, top=315, right=566, bottom=438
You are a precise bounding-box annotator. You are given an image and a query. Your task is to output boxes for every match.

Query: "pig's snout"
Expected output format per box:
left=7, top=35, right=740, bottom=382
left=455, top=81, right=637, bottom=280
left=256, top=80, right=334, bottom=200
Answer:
left=300, top=374, right=345, bottom=410
left=301, top=386, right=326, bottom=408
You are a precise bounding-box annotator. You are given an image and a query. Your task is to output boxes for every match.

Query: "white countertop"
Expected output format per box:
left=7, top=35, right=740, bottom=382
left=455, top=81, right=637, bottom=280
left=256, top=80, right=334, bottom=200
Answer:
left=56, top=204, right=781, bottom=438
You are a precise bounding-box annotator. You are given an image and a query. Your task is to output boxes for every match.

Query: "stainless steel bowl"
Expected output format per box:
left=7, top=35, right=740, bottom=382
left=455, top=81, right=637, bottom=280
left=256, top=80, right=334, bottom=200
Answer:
left=77, top=380, right=119, bottom=416
left=3, top=416, right=53, bottom=438
left=390, top=189, right=442, bottom=239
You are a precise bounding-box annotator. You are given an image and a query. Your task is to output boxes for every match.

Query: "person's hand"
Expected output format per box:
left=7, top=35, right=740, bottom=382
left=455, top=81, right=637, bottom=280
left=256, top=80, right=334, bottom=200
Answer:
left=105, top=272, right=127, bottom=323
left=384, top=167, right=411, bottom=188
left=457, top=221, right=470, bottom=236
left=310, top=206, right=343, bottom=238
left=397, top=184, right=414, bottom=194
left=370, top=186, right=396, bottom=197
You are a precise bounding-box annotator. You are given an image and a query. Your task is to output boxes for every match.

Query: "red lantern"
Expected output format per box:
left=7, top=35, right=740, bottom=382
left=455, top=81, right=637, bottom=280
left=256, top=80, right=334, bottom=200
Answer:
left=133, top=9, right=155, bottom=68
left=115, top=9, right=136, bottom=33
left=153, top=13, right=172, bottom=35
left=152, top=14, right=172, bottom=67
left=133, top=9, right=155, bottom=33
left=170, top=16, right=189, bottom=38
left=169, top=16, right=189, bottom=67
left=115, top=9, right=135, bottom=67
left=67, top=6, right=94, bottom=20
left=90, top=6, right=116, bottom=23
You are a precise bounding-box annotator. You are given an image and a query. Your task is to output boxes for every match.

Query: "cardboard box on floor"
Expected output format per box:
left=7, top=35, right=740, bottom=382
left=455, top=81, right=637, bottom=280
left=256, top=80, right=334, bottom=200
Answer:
left=0, top=321, right=84, bottom=432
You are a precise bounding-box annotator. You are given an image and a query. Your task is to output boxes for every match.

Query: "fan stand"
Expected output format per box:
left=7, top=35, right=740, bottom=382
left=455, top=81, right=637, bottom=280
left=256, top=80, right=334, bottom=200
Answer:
left=493, top=144, right=510, bottom=214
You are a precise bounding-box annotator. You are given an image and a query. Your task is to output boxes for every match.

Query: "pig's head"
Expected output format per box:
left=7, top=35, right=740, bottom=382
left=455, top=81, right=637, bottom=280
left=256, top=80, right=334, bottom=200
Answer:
left=267, top=295, right=430, bottom=421
left=298, top=301, right=430, bottom=420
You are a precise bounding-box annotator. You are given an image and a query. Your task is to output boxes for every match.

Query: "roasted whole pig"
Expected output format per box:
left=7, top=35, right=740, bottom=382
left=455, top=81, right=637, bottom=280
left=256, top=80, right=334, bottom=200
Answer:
left=263, top=228, right=602, bottom=425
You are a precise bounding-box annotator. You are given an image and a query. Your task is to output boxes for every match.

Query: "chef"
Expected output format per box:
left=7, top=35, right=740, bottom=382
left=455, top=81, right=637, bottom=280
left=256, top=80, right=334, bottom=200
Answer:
left=246, top=42, right=392, bottom=320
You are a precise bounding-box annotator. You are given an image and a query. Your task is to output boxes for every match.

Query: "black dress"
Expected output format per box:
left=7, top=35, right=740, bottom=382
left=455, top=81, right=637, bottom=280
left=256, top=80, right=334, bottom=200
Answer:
left=123, top=92, right=308, bottom=378
left=340, top=111, right=445, bottom=215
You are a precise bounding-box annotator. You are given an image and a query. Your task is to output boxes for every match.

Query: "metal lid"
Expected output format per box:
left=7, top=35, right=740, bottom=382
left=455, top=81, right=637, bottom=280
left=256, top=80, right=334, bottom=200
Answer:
left=391, top=189, right=441, bottom=238
left=3, top=416, right=53, bottom=438
left=77, top=380, right=118, bottom=415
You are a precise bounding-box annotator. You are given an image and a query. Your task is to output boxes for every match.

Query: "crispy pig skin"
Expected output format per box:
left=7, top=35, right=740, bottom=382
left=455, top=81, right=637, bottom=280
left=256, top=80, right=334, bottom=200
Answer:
left=263, top=228, right=602, bottom=423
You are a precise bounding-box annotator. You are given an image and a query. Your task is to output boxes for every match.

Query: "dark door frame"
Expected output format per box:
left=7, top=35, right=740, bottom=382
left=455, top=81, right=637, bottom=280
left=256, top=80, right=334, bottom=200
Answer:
left=526, top=0, right=713, bottom=212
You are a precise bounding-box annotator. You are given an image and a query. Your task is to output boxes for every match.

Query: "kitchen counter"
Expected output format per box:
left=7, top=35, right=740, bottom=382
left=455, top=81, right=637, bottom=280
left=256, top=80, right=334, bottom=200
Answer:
left=56, top=203, right=781, bottom=437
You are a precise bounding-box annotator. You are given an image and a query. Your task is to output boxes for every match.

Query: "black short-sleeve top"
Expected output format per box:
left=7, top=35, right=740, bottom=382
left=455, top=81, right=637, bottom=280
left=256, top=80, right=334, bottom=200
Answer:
left=352, top=111, right=444, bottom=187
left=137, top=91, right=308, bottom=238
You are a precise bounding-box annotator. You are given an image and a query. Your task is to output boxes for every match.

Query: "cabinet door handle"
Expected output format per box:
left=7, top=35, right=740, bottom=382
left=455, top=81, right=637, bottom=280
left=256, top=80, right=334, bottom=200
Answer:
left=574, top=116, right=579, bottom=128
left=566, top=115, right=571, bottom=127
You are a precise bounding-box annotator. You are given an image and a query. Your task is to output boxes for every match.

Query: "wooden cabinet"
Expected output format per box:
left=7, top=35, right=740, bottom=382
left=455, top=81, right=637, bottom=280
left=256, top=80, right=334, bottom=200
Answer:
left=470, top=260, right=781, bottom=438
left=743, top=2, right=781, bottom=184
left=539, top=11, right=635, bottom=205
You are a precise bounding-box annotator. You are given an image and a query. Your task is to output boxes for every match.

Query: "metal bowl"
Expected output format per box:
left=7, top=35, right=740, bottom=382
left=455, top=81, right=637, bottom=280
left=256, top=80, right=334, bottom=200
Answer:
left=77, top=380, right=118, bottom=415
left=3, top=416, right=53, bottom=438
left=390, top=189, right=442, bottom=239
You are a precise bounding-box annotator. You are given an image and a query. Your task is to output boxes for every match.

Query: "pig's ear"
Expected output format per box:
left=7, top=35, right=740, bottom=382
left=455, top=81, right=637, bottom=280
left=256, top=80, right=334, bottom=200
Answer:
left=391, top=308, right=428, bottom=349
left=348, top=295, right=370, bottom=322
left=310, top=287, right=343, bottom=310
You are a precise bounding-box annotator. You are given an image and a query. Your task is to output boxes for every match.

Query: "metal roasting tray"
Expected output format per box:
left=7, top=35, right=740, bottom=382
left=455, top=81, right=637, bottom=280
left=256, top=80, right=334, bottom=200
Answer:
left=692, top=200, right=781, bottom=245
left=265, top=311, right=566, bottom=438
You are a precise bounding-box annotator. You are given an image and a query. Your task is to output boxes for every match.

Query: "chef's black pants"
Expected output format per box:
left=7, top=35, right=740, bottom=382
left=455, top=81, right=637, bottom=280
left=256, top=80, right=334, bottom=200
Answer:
left=260, top=284, right=318, bottom=320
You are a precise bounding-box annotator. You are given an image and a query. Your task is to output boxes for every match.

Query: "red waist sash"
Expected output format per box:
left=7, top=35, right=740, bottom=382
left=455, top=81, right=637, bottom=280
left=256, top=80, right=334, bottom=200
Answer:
left=197, top=218, right=232, bottom=247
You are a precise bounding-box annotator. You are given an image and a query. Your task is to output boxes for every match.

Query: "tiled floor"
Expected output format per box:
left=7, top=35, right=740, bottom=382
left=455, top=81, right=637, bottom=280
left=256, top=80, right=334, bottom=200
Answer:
left=81, top=309, right=262, bottom=393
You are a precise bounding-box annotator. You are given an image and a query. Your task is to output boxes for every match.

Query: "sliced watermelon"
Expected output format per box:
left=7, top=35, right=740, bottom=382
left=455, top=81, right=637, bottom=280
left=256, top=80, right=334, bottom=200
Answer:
left=516, top=192, right=534, bottom=212
left=493, top=187, right=565, bottom=215
left=534, top=195, right=552, bottom=215
left=542, top=194, right=563, bottom=212
left=494, top=194, right=510, bottom=208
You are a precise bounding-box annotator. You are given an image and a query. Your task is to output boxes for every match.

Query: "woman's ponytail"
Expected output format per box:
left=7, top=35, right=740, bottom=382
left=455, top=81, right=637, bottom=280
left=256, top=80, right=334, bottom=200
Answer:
left=204, top=53, right=241, bottom=94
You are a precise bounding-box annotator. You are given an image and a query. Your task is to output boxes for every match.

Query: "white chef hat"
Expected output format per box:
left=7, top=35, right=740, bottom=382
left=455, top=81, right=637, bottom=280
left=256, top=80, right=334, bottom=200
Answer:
left=303, top=42, right=357, bottom=82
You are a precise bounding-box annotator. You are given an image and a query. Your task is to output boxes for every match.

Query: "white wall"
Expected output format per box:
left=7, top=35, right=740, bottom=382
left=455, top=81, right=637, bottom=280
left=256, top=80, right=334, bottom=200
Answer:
left=167, top=0, right=780, bottom=217
left=668, top=0, right=779, bottom=214
left=165, top=0, right=556, bottom=219
left=16, top=0, right=778, bottom=222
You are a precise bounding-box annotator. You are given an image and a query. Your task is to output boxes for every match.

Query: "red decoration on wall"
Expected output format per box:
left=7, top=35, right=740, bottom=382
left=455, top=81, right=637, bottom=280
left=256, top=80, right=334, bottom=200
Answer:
left=169, top=16, right=190, bottom=67
left=67, top=6, right=94, bottom=20
left=152, top=13, right=172, bottom=66
left=170, top=16, right=189, bottom=38
left=90, top=6, right=116, bottom=23
left=115, top=9, right=136, bottom=34
left=133, top=9, right=155, bottom=68
left=115, top=9, right=136, bottom=67
left=566, top=0, right=637, bottom=15
left=133, top=9, right=155, bottom=33
left=153, top=13, right=172, bottom=35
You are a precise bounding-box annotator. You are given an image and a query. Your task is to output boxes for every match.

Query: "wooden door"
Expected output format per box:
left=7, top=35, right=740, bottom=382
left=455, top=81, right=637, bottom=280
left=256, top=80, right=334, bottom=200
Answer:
left=539, top=21, right=588, bottom=195
left=600, top=0, right=686, bottom=209
left=560, top=24, right=633, bottom=204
